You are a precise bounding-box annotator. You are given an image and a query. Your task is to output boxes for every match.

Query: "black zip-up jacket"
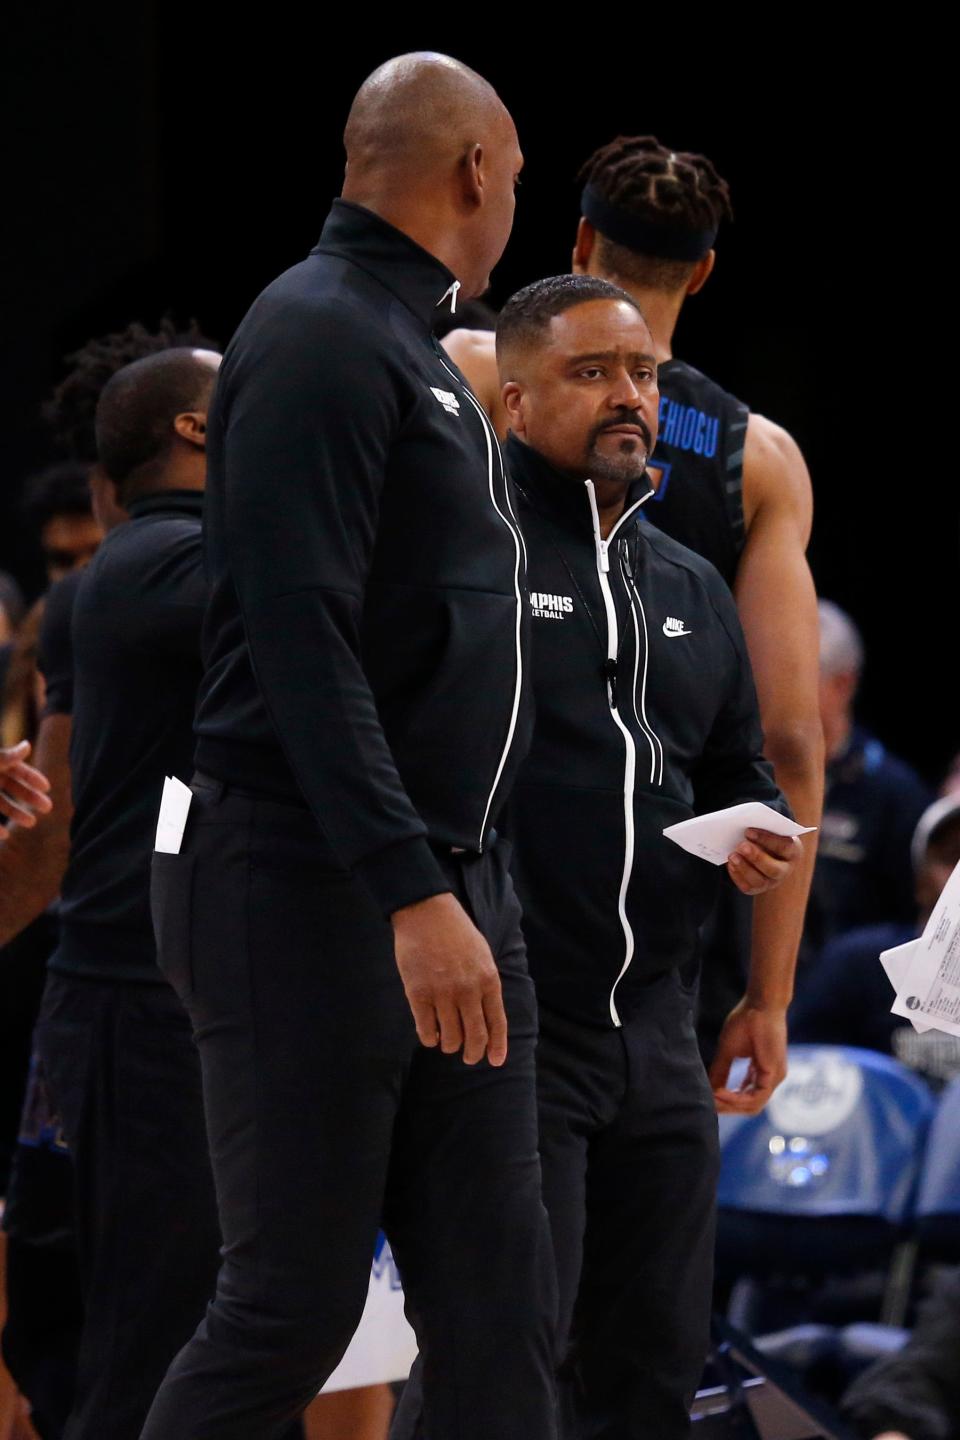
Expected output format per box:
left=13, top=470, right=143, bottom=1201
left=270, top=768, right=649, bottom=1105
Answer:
left=194, top=202, right=531, bottom=915
left=506, top=435, right=789, bottom=1028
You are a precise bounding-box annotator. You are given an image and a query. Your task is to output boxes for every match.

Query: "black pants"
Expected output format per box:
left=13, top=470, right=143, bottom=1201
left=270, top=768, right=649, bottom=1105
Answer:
left=35, top=970, right=222, bottom=1440
left=393, top=969, right=718, bottom=1440
left=140, top=777, right=558, bottom=1440
left=540, top=975, right=719, bottom=1439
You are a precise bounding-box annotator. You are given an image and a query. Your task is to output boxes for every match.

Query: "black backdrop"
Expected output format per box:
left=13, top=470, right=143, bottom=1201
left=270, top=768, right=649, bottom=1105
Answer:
left=3, top=15, right=955, bottom=779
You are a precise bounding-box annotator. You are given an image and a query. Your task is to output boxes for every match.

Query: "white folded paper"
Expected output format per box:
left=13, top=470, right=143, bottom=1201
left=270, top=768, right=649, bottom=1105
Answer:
left=882, top=858, right=960, bottom=1038
left=663, top=801, right=816, bottom=866
left=880, top=939, right=932, bottom=1033
left=154, top=775, right=193, bottom=855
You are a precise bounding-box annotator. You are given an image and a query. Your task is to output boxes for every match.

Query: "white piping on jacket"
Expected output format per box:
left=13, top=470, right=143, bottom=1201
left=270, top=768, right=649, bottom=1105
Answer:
left=585, top=480, right=655, bottom=1027
left=434, top=350, right=525, bottom=851
left=621, top=554, right=665, bottom=788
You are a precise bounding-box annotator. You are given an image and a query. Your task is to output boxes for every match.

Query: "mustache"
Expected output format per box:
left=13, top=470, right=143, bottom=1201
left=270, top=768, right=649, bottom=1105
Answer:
left=589, top=411, right=653, bottom=453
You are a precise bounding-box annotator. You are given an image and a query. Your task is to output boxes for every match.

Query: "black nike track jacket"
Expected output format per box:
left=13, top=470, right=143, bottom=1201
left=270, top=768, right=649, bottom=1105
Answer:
left=194, top=202, right=532, bottom=915
left=506, top=435, right=789, bottom=1028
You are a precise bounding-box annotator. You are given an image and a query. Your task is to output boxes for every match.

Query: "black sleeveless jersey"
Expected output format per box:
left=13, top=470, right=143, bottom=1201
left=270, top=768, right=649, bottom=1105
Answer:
left=642, top=357, right=750, bottom=588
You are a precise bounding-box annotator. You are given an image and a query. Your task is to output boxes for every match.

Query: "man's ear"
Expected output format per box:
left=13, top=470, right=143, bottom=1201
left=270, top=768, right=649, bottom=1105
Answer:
left=572, top=217, right=596, bottom=275
left=501, top=381, right=526, bottom=438
left=686, top=249, right=716, bottom=297
left=174, top=411, right=208, bottom=448
left=460, top=141, right=485, bottom=209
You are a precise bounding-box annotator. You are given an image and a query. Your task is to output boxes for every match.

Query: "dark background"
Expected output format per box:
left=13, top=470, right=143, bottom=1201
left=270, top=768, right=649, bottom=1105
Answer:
left=2, top=17, right=954, bottom=779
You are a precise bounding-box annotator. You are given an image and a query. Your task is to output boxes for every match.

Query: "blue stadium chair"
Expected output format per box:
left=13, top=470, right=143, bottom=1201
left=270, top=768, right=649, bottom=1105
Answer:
left=716, top=1046, right=935, bottom=1345
left=914, top=1072, right=960, bottom=1261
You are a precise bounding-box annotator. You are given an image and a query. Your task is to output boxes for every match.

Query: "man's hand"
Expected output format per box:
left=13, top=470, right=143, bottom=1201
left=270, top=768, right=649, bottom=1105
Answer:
left=872, top=1433, right=911, bottom=1440
left=710, top=997, right=788, bottom=1114
left=392, top=891, right=508, bottom=1067
left=726, top=827, right=800, bottom=896
left=0, top=740, right=53, bottom=838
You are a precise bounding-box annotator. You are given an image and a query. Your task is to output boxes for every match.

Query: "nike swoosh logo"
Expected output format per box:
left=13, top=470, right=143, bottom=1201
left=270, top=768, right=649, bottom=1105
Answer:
left=662, top=623, right=692, bottom=638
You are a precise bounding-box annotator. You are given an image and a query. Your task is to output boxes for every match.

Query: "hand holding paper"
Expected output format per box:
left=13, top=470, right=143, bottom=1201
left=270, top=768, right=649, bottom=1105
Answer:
left=663, top=802, right=815, bottom=897
left=664, top=802, right=816, bottom=866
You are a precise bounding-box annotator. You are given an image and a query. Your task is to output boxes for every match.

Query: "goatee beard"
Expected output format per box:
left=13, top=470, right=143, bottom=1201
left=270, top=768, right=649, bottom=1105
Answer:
left=586, top=440, right=649, bottom=486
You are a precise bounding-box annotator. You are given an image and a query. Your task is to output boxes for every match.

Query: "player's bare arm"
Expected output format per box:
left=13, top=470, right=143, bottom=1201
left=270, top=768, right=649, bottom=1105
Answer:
left=441, top=328, right=508, bottom=438
left=712, top=414, right=824, bottom=1114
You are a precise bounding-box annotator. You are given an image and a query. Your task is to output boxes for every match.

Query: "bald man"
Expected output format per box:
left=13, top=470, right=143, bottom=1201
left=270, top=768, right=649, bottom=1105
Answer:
left=141, top=54, right=558, bottom=1440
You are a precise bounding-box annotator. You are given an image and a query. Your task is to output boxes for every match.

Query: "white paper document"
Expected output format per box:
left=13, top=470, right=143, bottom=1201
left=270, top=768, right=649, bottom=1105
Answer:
left=662, top=801, right=816, bottom=866
left=880, top=939, right=932, bottom=1033
left=154, top=775, right=193, bottom=855
left=885, top=858, right=960, bottom=1037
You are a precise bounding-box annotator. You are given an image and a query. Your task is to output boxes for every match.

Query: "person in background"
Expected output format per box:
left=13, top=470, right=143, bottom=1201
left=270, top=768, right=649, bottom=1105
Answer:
left=0, top=318, right=215, bottom=1440
left=0, top=627, right=70, bottom=1440
left=0, top=651, right=56, bottom=1194
left=18, top=464, right=101, bottom=586
left=0, top=315, right=217, bottom=954
left=44, top=316, right=219, bottom=466
left=33, top=347, right=223, bottom=1440
left=809, top=601, right=932, bottom=947
left=842, top=1267, right=960, bottom=1440
left=0, top=574, right=26, bottom=697
left=791, top=794, right=960, bottom=1086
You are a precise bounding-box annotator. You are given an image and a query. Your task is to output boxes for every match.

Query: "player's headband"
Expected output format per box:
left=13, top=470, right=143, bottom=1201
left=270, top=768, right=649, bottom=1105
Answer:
left=580, top=183, right=717, bottom=262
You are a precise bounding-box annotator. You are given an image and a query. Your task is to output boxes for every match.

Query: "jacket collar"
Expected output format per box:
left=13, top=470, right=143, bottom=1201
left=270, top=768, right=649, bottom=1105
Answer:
left=125, top=489, right=204, bottom=521
left=506, top=433, right=654, bottom=539
left=311, top=199, right=458, bottom=331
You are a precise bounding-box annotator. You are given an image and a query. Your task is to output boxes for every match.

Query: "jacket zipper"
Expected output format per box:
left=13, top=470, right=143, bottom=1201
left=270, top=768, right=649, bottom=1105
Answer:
left=433, top=347, right=525, bottom=852
left=620, top=554, right=664, bottom=787
left=585, top=481, right=654, bottom=1027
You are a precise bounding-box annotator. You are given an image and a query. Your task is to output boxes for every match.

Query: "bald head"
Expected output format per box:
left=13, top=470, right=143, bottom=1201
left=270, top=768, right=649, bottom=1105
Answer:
left=345, top=52, right=510, bottom=181
left=341, top=53, right=522, bottom=300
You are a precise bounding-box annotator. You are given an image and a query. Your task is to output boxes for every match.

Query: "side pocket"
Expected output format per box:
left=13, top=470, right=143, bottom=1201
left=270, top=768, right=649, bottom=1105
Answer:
left=150, top=852, right=196, bottom=999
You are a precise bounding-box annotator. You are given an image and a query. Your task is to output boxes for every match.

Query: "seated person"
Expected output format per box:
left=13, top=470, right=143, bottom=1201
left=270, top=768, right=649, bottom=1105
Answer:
left=842, top=1266, right=960, bottom=1440
left=791, top=795, right=960, bottom=1085
left=807, top=601, right=931, bottom=948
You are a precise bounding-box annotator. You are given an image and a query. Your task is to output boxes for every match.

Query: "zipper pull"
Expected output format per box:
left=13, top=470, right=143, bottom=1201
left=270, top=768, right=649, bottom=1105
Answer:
left=597, top=537, right=611, bottom=573
left=602, top=657, right=618, bottom=709
left=437, top=280, right=461, bottom=315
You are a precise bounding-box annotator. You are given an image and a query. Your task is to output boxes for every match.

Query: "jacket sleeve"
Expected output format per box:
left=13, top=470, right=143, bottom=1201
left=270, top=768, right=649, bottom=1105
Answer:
left=690, top=577, right=793, bottom=821
left=841, top=1268, right=960, bottom=1440
left=218, top=298, right=449, bottom=915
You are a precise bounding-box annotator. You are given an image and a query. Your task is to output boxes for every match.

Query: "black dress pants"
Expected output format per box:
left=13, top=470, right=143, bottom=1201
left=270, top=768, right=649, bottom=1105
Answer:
left=140, top=777, right=558, bottom=1440
left=393, top=969, right=718, bottom=1440
left=539, top=973, right=719, bottom=1440
left=35, top=969, right=222, bottom=1440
